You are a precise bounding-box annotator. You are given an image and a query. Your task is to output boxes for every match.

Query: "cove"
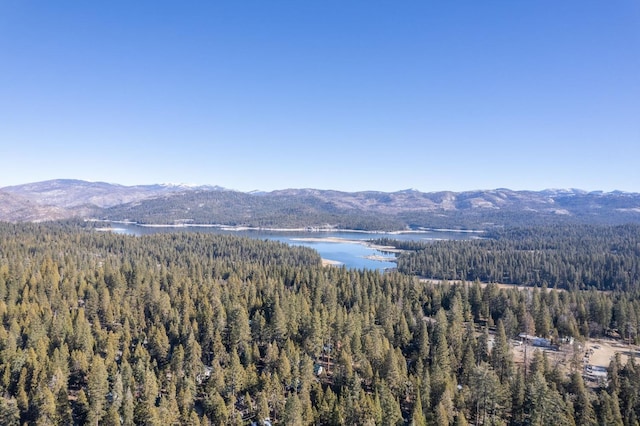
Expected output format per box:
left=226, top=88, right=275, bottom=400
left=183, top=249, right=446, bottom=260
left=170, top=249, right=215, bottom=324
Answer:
left=105, top=223, right=480, bottom=271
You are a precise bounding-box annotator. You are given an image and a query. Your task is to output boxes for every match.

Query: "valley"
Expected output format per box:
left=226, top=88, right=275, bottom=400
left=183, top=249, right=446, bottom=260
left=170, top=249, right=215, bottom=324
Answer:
left=1, top=181, right=640, bottom=425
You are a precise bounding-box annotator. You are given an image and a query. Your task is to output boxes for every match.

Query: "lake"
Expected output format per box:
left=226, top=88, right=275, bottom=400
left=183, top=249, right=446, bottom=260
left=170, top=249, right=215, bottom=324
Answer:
left=106, top=223, right=480, bottom=270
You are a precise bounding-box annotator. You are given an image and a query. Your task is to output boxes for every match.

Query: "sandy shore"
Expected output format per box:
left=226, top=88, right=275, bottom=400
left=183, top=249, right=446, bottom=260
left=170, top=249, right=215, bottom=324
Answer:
left=291, top=237, right=403, bottom=253
left=321, top=258, right=342, bottom=266
left=364, top=254, right=397, bottom=262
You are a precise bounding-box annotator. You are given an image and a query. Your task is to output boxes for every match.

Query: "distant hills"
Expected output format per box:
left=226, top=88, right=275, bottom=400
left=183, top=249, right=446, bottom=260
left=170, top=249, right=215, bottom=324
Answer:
left=2, top=179, right=640, bottom=229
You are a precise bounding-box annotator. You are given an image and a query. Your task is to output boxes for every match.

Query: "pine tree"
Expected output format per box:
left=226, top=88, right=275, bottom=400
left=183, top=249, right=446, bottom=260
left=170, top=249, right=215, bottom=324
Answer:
left=33, top=386, right=57, bottom=426
left=525, top=370, right=574, bottom=426
left=431, top=309, right=453, bottom=405
left=204, top=391, right=228, bottom=425
left=491, top=320, right=513, bottom=382
left=597, top=391, right=623, bottom=426
left=226, top=348, right=247, bottom=398
left=469, top=363, right=507, bottom=426
left=134, top=367, right=162, bottom=425
left=283, top=393, right=304, bottom=426
left=0, top=397, right=20, bottom=426
left=510, top=368, right=526, bottom=426
left=121, top=387, right=135, bottom=426
left=383, top=347, right=403, bottom=396
left=435, top=397, right=452, bottom=426
left=417, top=320, right=430, bottom=361
left=227, top=304, right=252, bottom=351
left=458, top=325, right=477, bottom=386
left=157, top=382, right=181, bottom=426
left=74, top=389, right=89, bottom=425
left=411, top=388, right=427, bottom=426
left=256, top=391, right=270, bottom=422
left=454, top=411, right=469, bottom=426
left=476, top=326, right=490, bottom=364
left=569, top=371, right=596, bottom=426
left=86, top=355, right=109, bottom=425
left=607, top=352, right=621, bottom=395
left=379, top=382, right=403, bottom=426
left=55, top=387, right=73, bottom=426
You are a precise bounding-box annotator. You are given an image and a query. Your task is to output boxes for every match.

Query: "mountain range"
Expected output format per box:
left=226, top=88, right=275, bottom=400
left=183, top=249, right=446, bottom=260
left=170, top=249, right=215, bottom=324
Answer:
left=2, top=179, right=640, bottom=230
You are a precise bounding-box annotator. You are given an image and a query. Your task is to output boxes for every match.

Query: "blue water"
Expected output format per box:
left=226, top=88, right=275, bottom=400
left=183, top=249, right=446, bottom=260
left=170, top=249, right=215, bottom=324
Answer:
left=105, top=223, right=480, bottom=270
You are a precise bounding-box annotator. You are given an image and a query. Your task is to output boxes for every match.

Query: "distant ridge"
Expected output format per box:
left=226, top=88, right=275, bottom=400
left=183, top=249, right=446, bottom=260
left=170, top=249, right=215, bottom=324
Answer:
left=1, top=179, right=220, bottom=209
left=2, top=179, right=640, bottom=229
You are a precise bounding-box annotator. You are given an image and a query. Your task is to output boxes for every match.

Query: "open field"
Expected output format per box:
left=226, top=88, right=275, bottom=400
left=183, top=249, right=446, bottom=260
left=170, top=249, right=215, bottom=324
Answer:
left=509, top=336, right=639, bottom=387
left=421, top=278, right=566, bottom=293
left=584, top=338, right=640, bottom=367
left=512, top=338, right=639, bottom=368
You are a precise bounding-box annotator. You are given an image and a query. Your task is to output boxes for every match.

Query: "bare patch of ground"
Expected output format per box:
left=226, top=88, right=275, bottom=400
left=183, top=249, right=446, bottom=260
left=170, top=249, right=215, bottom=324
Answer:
left=584, top=339, right=639, bottom=368
left=321, top=258, right=342, bottom=267
left=509, top=337, right=639, bottom=387
left=420, top=278, right=565, bottom=292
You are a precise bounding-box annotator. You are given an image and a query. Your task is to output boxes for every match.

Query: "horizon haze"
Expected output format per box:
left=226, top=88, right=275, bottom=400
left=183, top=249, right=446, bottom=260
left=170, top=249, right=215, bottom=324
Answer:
left=1, top=177, right=637, bottom=195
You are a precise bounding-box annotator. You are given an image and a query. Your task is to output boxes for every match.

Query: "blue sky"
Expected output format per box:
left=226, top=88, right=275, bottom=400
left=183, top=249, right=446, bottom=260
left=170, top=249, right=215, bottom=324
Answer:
left=1, top=1, right=639, bottom=192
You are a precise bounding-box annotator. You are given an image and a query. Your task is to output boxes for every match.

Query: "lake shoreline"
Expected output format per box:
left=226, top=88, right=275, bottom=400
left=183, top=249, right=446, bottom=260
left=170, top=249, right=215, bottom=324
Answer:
left=291, top=236, right=403, bottom=253
left=321, top=258, right=342, bottom=267
left=93, top=221, right=476, bottom=270
left=92, top=219, right=485, bottom=235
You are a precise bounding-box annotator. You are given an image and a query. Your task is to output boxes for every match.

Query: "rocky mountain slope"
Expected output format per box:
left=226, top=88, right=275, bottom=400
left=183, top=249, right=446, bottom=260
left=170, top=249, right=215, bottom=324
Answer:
left=0, top=190, right=71, bottom=222
left=1, top=179, right=219, bottom=208
left=1, top=180, right=640, bottom=229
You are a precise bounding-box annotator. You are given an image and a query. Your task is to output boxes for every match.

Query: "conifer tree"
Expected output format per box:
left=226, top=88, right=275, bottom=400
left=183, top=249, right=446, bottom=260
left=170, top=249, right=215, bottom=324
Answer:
left=54, top=387, right=73, bottom=426
left=411, top=388, right=427, bottom=426
left=491, top=320, right=513, bottom=382
left=469, top=362, right=507, bottom=426
left=283, top=393, right=303, bottom=426
left=0, top=397, right=20, bottom=426
left=256, top=392, right=270, bottom=423
left=33, top=385, right=56, bottom=426
left=431, top=309, right=453, bottom=405
left=510, top=368, right=526, bottom=426
left=454, top=411, right=469, bottom=426
left=379, top=381, right=403, bottom=426
left=435, top=396, right=453, bottom=426
left=597, top=391, right=623, bottom=426
left=86, top=355, right=109, bottom=425
left=569, top=371, right=596, bottom=426
left=74, top=389, right=89, bottom=425
left=525, top=369, right=575, bottom=426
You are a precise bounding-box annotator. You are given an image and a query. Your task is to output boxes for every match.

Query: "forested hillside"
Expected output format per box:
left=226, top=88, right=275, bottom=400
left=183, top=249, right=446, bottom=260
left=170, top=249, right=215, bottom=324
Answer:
left=101, top=190, right=405, bottom=231
left=4, top=180, right=640, bottom=229
left=2, top=222, right=640, bottom=425
left=390, top=224, right=640, bottom=291
left=98, top=189, right=640, bottom=230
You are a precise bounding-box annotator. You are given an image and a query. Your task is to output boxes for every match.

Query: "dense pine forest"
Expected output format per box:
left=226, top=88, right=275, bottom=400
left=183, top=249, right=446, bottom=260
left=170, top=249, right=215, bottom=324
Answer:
left=389, top=224, right=640, bottom=291
left=2, top=221, right=640, bottom=425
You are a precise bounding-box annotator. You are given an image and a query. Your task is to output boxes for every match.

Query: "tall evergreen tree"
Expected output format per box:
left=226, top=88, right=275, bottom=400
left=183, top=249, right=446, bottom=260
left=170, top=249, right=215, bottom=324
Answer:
left=86, top=355, right=109, bottom=425
left=491, top=320, right=513, bottom=382
left=569, top=371, right=596, bottom=426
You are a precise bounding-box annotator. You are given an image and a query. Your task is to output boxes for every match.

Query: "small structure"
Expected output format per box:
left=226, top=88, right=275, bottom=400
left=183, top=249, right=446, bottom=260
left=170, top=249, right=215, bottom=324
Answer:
left=560, top=336, right=575, bottom=345
left=533, top=337, right=552, bottom=348
left=519, top=333, right=552, bottom=348
left=196, top=366, right=213, bottom=385
left=585, top=365, right=608, bottom=384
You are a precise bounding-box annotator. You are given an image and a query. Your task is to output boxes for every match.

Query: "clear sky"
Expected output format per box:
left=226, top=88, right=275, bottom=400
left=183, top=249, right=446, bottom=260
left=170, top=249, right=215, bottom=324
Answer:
left=1, top=1, right=639, bottom=192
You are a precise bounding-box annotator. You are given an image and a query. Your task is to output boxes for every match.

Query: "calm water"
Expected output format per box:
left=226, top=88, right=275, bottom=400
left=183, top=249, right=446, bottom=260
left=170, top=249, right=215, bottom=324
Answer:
left=106, top=223, right=480, bottom=270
